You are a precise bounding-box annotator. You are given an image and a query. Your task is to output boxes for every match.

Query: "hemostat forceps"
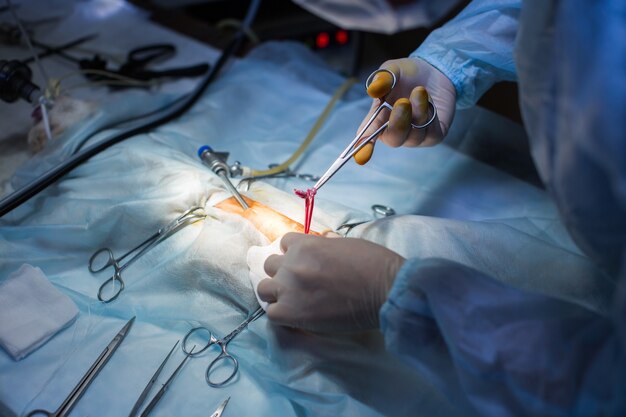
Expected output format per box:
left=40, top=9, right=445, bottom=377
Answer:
left=26, top=317, right=135, bottom=417
left=313, top=69, right=437, bottom=192
left=88, top=206, right=206, bottom=302
left=182, top=307, right=265, bottom=387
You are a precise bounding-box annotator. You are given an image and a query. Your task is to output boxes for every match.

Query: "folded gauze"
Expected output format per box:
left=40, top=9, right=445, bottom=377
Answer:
left=0, top=264, right=79, bottom=360
left=247, top=238, right=283, bottom=311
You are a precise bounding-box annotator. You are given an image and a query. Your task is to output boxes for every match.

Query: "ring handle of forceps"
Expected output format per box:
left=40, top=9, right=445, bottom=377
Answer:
left=206, top=350, right=239, bottom=387
left=365, top=68, right=438, bottom=130
left=372, top=204, right=396, bottom=217
left=26, top=409, right=54, bottom=417
left=88, top=248, right=117, bottom=273
left=182, top=327, right=239, bottom=387
left=182, top=326, right=215, bottom=356
left=97, top=273, right=124, bottom=303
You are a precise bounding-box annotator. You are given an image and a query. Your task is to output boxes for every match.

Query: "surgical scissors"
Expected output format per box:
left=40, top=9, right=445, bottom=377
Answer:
left=312, top=69, right=437, bottom=192
left=26, top=317, right=135, bottom=417
left=182, top=307, right=265, bottom=387
left=88, top=206, right=206, bottom=302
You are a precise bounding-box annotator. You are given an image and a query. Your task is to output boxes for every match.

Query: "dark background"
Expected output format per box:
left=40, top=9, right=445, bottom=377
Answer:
left=130, top=0, right=521, bottom=124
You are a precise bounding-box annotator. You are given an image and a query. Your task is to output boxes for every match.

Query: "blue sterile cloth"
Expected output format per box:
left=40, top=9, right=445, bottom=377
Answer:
left=0, top=38, right=605, bottom=416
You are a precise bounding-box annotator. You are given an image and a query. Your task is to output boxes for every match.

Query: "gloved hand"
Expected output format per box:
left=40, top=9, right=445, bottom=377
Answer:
left=256, top=233, right=405, bottom=332
left=354, top=57, right=456, bottom=164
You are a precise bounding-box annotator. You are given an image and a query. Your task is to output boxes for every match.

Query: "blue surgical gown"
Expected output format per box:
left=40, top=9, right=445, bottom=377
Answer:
left=381, top=1, right=626, bottom=415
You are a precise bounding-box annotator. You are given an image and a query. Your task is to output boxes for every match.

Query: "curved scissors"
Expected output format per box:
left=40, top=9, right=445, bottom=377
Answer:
left=88, top=206, right=206, bottom=302
left=182, top=307, right=265, bottom=387
left=313, top=68, right=437, bottom=191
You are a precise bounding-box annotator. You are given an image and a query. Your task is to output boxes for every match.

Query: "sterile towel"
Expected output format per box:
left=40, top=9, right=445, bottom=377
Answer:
left=0, top=264, right=78, bottom=360
left=247, top=239, right=283, bottom=311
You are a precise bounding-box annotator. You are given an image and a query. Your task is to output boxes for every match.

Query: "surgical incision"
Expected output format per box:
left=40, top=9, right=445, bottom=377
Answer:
left=215, top=196, right=318, bottom=241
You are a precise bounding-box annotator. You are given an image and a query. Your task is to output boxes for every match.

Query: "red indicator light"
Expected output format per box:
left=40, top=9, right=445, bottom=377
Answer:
left=335, top=30, right=349, bottom=45
left=316, top=32, right=330, bottom=49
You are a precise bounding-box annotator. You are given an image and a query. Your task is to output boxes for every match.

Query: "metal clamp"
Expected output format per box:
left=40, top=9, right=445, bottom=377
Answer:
left=372, top=204, right=396, bottom=218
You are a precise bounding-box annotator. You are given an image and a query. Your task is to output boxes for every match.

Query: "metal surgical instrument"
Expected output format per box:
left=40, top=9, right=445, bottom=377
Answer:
left=210, top=397, right=230, bottom=417
left=128, top=340, right=177, bottom=417
left=372, top=204, right=396, bottom=217
left=136, top=345, right=196, bottom=417
left=182, top=307, right=265, bottom=387
left=26, top=317, right=135, bottom=417
left=336, top=204, right=397, bottom=236
left=88, top=206, right=206, bottom=302
left=198, top=145, right=249, bottom=210
left=249, top=163, right=320, bottom=182
left=237, top=164, right=320, bottom=192
left=312, top=69, right=437, bottom=192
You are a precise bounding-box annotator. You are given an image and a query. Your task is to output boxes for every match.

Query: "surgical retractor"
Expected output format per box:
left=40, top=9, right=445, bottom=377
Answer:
left=198, top=145, right=250, bottom=210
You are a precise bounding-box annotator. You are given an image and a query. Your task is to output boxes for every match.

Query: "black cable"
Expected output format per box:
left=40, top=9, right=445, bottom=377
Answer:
left=0, top=0, right=262, bottom=218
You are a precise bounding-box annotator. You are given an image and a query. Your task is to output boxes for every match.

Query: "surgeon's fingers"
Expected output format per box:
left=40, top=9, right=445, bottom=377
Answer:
left=402, top=86, right=430, bottom=147
left=258, top=276, right=305, bottom=328
left=355, top=98, right=387, bottom=157
left=354, top=88, right=396, bottom=162
left=357, top=61, right=402, bottom=136
left=419, top=83, right=455, bottom=147
left=419, top=118, right=444, bottom=147
left=279, top=232, right=304, bottom=253
left=264, top=254, right=283, bottom=277
left=379, top=98, right=412, bottom=148
left=265, top=302, right=298, bottom=327
left=353, top=140, right=375, bottom=165
left=257, top=278, right=279, bottom=303
left=366, top=70, right=394, bottom=99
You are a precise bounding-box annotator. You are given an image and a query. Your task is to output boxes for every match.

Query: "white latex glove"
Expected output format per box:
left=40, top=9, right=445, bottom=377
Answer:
left=247, top=232, right=343, bottom=311
left=256, top=233, right=405, bottom=332
left=354, top=57, right=456, bottom=164
left=247, top=238, right=282, bottom=311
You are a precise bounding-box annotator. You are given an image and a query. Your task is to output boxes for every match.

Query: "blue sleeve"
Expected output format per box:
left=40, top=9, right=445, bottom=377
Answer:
left=411, top=0, right=521, bottom=108
left=380, top=257, right=626, bottom=417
